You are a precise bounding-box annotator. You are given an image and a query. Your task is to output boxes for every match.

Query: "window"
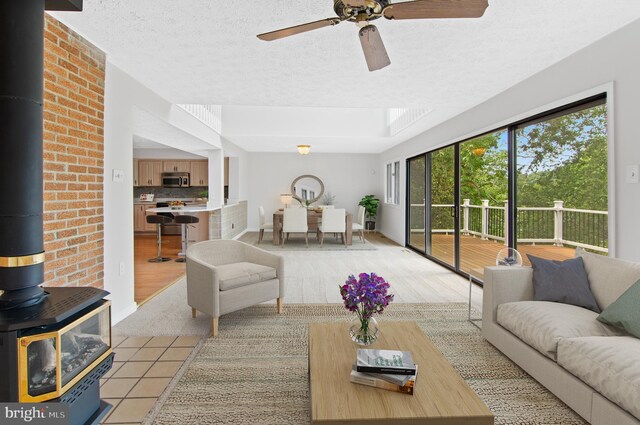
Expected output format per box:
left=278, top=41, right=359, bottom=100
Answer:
left=386, top=161, right=400, bottom=205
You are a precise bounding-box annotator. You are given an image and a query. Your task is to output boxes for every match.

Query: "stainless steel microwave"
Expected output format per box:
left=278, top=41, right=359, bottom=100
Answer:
left=162, top=172, right=190, bottom=188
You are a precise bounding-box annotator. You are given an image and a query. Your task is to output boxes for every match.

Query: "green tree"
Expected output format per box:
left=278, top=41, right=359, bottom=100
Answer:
left=517, top=105, right=607, bottom=210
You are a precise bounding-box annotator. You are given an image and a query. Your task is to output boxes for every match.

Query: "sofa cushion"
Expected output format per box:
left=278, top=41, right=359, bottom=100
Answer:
left=597, top=279, right=640, bottom=338
left=217, top=262, right=277, bottom=291
left=497, top=301, right=622, bottom=360
left=557, top=336, right=640, bottom=420
left=528, top=254, right=600, bottom=312
left=576, top=248, right=640, bottom=310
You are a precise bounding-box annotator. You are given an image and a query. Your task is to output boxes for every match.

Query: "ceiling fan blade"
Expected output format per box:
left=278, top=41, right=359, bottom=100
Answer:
left=359, top=25, right=391, bottom=72
left=343, top=0, right=368, bottom=6
left=257, top=18, right=342, bottom=41
left=383, top=0, right=488, bottom=20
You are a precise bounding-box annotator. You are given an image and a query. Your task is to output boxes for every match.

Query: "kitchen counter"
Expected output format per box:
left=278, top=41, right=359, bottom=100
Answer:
left=134, top=197, right=208, bottom=205
left=147, top=205, right=220, bottom=213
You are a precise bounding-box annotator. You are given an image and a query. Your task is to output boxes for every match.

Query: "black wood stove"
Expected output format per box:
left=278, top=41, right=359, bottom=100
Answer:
left=0, top=1, right=113, bottom=424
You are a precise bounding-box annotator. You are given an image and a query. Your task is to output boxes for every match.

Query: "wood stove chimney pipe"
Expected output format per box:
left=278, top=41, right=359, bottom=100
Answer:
left=0, top=0, right=82, bottom=309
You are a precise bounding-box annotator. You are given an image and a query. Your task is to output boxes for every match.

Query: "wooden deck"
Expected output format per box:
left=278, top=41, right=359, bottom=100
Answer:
left=410, top=233, right=576, bottom=280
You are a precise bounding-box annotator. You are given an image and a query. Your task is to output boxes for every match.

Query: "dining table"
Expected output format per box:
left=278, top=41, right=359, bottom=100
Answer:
left=272, top=209, right=352, bottom=245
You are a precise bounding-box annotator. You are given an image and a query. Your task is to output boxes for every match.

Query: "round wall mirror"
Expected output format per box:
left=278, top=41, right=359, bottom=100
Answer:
left=291, top=175, right=324, bottom=205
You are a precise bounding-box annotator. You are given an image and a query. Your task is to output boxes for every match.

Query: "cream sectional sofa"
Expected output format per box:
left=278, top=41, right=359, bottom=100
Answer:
left=482, top=249, right=640, bottom=425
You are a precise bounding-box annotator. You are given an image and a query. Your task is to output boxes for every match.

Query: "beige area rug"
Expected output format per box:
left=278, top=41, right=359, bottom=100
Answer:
left=147, top=304, right=586, bottom=425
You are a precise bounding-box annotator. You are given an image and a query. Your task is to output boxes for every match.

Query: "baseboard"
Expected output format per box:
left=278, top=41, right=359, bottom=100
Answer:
left=378, top=230, right=403, bottom=246
left=233, top=229, right=250, bottom=240
left=111, top=302, right=138, bottom=325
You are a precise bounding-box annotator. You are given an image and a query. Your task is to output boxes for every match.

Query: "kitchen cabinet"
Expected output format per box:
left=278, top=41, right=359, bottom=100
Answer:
left=144, top=205, right=158, bottom=232
left=138, top=160, right=162, bottom=186
left=224, top=157, right=229, bottom=186
left=135, top=204, right=159, bottom=232
left=190, top=160, right=208, bottom=186
left=134, top=205, right=142, bottom=231
left=163, top=161, right=191, bottom=173
left=133, top=159, right=139, bottom=187
left=134, top=205, right=146, bottom=231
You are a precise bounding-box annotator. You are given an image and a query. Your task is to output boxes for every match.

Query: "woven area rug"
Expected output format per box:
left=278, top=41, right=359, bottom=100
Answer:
left=147, top=303, right=586, bottom=425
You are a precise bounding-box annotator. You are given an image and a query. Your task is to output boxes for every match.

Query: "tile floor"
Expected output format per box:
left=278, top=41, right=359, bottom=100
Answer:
left=100, top=335, right=202, bottom=424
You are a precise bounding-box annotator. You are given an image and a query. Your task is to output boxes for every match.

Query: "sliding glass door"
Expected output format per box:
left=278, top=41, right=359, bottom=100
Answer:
left=427, top=146, right=456, bottom=268
left=406, top=95, right=608, bottom=283
left=407, top=156, right=426, bottom=253
left=515, top=100, right=608, bottom=265
left=458, top=131, right=508, bottom=280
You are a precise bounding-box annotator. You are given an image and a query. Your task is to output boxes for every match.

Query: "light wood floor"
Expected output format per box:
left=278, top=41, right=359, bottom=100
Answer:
left=134, top=231, right=492, bottom=310
left=240, top=231, right=483, bottom=311
left=134, top=234, right=185, bottom=304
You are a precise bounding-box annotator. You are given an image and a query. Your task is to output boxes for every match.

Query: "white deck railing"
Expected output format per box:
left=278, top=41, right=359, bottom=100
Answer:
left=409, top=200, right=608, bottom=253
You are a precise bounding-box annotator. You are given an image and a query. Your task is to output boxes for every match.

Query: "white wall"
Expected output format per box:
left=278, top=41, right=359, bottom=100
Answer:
left=133, top=148, right=205, bottom=159
left=379, top=20, right=640, bottom=261
left=103, top=63, right=222, bottom=323
left=246, top=153, right=381, bottom=230
left=221, top=137, right=249, bottom=204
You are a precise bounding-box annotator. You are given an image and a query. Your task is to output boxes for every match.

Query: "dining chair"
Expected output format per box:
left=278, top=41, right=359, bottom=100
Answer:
left=318, top=208, right=346, bottom=247
left=282, top=207, right=308, bottom=247
left=258, top=206, right=273, bottom=243
left=352, top=205, right=366, bottom=243
left=316, top=205, right=333, bottom=228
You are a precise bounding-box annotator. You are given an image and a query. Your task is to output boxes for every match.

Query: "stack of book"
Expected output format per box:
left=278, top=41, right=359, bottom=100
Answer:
left=350, top=349, right=418, bottom=395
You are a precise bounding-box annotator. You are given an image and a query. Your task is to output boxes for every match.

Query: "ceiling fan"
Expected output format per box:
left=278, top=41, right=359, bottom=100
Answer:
left=257, top=0, right=489, bottom=72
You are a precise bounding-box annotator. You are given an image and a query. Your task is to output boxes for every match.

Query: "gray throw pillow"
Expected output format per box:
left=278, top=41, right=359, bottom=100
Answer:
left=597, top=279, right=640, bottom=338
left=528, top=254, right=600, bottom=313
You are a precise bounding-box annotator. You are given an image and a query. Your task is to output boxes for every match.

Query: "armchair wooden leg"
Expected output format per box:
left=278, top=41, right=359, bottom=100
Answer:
left=342, top=232, right=347, bottom=247
left=192, top=307, right=197, bottom=318
left=305, top=232, right=308, bottom=247
left=259, top=229, right=264, bottom=243
left=211, top=317, right=219, bottom=337
left=277, top=297, right=284, bottom=314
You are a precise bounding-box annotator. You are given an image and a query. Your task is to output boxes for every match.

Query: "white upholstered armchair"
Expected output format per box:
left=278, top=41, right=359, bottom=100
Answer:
left=186, top=240, right=285, bottom=336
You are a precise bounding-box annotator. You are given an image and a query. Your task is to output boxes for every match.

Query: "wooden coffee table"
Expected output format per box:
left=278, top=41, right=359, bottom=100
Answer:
left=308, top=322, right=493, bottom=425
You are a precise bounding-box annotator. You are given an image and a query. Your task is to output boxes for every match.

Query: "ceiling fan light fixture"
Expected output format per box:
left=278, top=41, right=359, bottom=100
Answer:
left=297, top=144, right=311, bottom=155
left=359, top=24, right=391, bottom=71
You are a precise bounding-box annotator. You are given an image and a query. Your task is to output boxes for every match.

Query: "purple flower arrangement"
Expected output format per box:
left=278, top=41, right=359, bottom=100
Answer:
left=339, top=272, right=394, bottom=322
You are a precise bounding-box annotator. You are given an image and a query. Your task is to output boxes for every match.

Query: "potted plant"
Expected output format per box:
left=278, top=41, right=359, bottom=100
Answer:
left=321, top=192, right=335, bottom=205
left=358, top=194, right=380, bottom=230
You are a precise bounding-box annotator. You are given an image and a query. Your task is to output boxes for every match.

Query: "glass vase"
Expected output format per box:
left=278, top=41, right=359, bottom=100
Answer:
left=349, top=316, right=378, bottom=346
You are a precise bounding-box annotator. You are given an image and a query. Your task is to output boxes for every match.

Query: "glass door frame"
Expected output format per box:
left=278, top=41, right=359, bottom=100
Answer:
left=405, top=154, right=427, bottom=255
left=404, top=93, right=607, bottom=285
left=405, top=145, right=461, bottom=272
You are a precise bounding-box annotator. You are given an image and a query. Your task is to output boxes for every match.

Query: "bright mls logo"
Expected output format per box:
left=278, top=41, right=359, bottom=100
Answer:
left=1, top=403, right=68, bottom=424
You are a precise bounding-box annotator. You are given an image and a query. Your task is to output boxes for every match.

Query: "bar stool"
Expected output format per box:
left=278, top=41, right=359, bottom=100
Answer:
left=175, top=215, right=199, bottom=263
left=146, top=215, right=174, bottom=262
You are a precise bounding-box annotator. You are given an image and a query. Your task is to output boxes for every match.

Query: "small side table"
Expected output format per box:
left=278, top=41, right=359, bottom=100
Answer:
left=468, top=275, right=482, bottom=329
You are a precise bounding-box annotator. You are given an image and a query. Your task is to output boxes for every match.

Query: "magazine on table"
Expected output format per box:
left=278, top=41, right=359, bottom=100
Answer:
left=356, top=349, right=417, bottom=375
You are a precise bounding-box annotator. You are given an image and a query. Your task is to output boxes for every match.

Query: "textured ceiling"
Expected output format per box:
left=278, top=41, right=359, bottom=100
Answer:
left=53, top=0, right=640, bottom=153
